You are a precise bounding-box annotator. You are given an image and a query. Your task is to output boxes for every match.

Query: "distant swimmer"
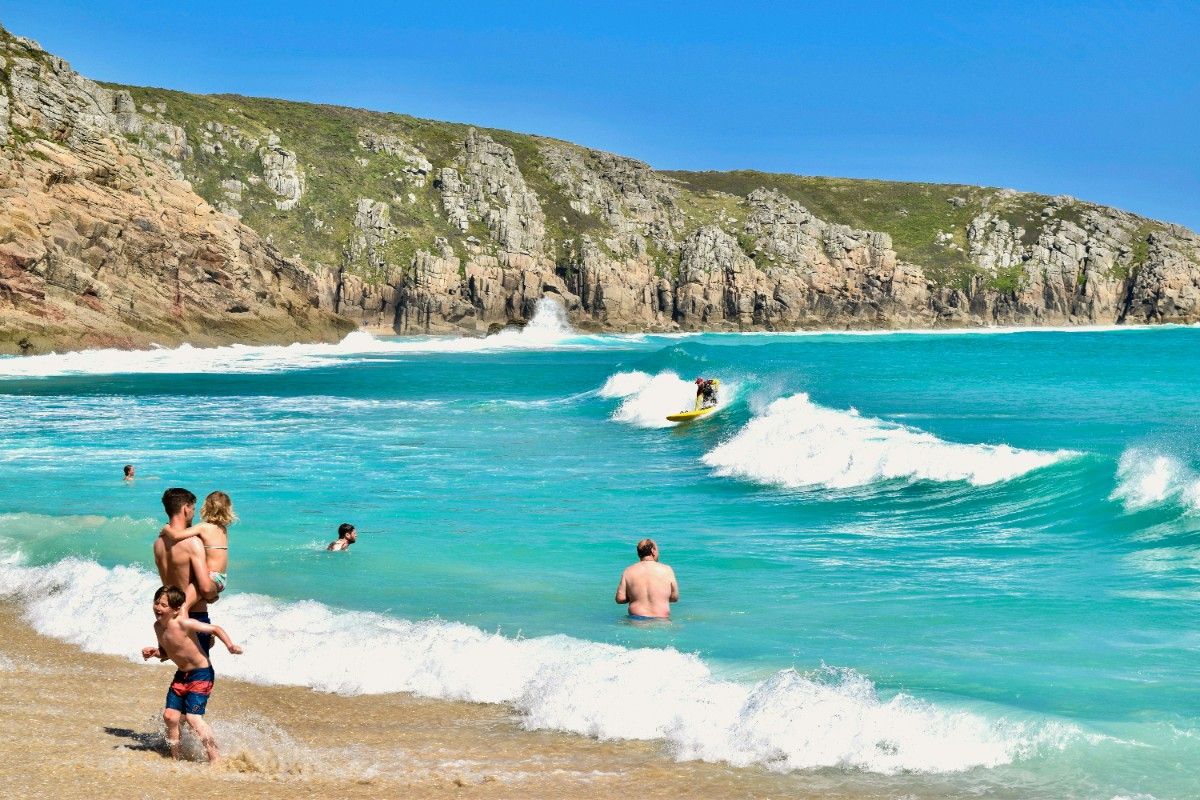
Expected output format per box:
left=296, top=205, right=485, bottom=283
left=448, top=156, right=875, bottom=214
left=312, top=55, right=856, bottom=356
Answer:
left=123, top=464, right=135, bottom=481
left=615, top=538, right=679, bottom=620
left=327, top=522, right=357, bottom=551
left=694, top=377, right=719, bottom=410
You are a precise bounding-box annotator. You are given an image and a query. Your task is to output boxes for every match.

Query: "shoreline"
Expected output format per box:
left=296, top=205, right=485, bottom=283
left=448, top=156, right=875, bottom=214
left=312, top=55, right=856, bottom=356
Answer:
left=0, top=317, right=1189, bottom=361
left=0, top=601, right=860, bottom=799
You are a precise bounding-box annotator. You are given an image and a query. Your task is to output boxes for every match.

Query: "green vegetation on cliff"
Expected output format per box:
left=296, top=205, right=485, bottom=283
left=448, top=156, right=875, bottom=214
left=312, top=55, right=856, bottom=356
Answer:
left=110, top=83, right=1169, bottom=292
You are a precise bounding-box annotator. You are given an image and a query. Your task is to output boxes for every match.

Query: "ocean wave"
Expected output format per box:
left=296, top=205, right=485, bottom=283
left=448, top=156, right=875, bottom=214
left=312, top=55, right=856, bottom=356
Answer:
left=1110, top=448, right=1200, bottom=513
left=701, top=393, right=1074, bottom=489
left=601, top=370, right=736, bottom=429
left=0, top=555, right=1076, bottom=775
left=0, top=298, right=625, bottom=379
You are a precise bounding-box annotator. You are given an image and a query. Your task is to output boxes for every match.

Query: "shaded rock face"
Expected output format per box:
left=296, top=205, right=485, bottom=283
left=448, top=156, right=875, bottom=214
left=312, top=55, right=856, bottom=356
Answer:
left=0, top=29, right=351, bottom=354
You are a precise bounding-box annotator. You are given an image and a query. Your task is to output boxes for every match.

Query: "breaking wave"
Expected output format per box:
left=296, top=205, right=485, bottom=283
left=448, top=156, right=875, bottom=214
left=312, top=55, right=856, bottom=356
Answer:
left=702, top=393, right=1074, bottom=489
left=0, top=554, right=1078, bottom=775
left=600, top=370, right=736, bottom=429
left=0, top=298, right=618, bottom=378
left=1110, top=448, right=1200, bottom=512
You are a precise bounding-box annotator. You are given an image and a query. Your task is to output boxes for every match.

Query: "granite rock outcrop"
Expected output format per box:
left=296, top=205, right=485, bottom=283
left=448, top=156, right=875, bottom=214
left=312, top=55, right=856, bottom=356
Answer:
left=0, top=27, right=351, bottom=354
left=4, top=21, right=1200, bottom=353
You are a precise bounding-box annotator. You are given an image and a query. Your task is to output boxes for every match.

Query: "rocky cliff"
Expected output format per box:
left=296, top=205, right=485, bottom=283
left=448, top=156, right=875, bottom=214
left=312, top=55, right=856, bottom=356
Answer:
left=0, top=27, right=352, bottom=354
left=3, top=24, right=1199, bottom=353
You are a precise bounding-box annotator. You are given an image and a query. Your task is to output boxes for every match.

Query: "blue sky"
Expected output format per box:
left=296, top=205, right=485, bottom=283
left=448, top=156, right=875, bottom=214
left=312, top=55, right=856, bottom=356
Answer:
left=3, top=1, right=1197, bottom=227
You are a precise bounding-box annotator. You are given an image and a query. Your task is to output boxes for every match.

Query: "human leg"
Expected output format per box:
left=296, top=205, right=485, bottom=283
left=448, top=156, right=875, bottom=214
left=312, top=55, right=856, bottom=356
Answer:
left=184, top=713, right=220, bottom=765
left=162, top=707, right=183, bottom=759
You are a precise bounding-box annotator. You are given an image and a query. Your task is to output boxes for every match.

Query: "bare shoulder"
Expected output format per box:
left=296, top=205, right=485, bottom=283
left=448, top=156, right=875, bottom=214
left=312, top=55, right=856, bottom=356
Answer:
left=178, top=536, right=204, bottom=554
left=197, top=522, right=225, bottom=541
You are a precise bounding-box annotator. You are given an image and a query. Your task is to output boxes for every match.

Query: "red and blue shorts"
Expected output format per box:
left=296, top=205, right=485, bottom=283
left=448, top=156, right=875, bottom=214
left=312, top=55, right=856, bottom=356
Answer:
left=165, top=665, right=215, bottom=715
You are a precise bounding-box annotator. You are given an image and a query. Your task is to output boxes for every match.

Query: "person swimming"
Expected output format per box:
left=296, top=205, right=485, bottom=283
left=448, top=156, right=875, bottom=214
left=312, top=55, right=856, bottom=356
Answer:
left=327, top=523, right=357, bottom=551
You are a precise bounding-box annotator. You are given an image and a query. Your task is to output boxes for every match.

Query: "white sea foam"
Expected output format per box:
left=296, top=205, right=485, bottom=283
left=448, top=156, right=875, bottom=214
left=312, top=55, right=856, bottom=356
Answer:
left=602, top=370, right=735, bottom=429
left=0, top=298, right=612, bottom=378
left=0, top=555, right=1076, bottom=775
left=702, top=393, right=1073, bottom=489
left=1110, top=448, right=1200, bottom=512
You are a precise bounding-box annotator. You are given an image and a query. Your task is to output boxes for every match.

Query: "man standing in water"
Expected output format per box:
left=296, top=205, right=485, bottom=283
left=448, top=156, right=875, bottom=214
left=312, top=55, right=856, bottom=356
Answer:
left=153, top=488, right=217, bottom=652
left=615, top=538, right=679, bottom=620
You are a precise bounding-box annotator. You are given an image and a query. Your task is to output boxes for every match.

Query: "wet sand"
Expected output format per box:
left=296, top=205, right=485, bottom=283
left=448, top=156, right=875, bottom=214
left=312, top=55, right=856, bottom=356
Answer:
left=0, top=602, right=912, bottom=799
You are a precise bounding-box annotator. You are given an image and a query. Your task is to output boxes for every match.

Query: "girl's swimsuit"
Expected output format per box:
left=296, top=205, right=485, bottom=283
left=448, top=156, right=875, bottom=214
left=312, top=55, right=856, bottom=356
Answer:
left=204, top=545, right=228, bottom=591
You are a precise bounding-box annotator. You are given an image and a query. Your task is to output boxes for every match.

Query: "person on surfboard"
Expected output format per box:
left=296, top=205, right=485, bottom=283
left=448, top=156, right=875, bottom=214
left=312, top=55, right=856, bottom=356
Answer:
left=694, top=377, right=719, bottom=410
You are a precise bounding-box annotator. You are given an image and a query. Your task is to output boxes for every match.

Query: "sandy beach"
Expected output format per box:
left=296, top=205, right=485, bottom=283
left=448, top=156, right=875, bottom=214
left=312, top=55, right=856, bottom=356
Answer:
left=0, top=602, right=897, bottom=800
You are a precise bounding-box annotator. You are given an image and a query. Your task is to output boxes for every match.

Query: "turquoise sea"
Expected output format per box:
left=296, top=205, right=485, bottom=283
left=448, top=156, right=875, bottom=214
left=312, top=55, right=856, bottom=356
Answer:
left=1, top=301, right=1198, bottom=799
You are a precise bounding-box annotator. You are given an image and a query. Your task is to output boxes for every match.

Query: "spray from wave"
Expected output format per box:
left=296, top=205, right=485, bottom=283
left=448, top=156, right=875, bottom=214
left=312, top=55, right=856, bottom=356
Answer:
left=600, top=370, right=736, bottom=428
left=0, top=554, right=1076, bottom=775
left=0, top=298, right=607, bottom=378
left=702, top=393, right=1074, bottom=490
left=1110, top=448, right=1200, bottom=512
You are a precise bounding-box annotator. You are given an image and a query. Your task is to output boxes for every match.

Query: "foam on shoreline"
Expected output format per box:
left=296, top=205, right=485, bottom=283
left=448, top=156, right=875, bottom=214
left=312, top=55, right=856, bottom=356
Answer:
left=0, top=552, right=1078, bottom=776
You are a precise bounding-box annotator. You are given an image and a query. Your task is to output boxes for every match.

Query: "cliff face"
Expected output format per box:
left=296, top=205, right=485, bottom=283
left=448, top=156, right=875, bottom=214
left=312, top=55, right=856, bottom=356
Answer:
left=3, top=25, right=1199, bottom=353
left=0, top=28, right=352, bottom=354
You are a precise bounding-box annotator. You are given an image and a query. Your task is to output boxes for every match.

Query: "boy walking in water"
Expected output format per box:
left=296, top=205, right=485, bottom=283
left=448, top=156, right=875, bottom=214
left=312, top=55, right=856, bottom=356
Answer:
left=142, top=585, right=242, bottom=765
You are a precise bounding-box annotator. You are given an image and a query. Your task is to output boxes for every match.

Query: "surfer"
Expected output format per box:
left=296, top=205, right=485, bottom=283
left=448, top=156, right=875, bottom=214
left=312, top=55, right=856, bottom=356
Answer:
left=327, top=523, right=357, bottom=551
left=694, top=377, right=719, bottom=410
left=615, top=538, right=679, bottom=620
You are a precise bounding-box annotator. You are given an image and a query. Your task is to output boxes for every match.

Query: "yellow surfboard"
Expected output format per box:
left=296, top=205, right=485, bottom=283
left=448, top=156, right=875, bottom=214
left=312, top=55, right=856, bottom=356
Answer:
left=666, top=406, right=717, bottom=423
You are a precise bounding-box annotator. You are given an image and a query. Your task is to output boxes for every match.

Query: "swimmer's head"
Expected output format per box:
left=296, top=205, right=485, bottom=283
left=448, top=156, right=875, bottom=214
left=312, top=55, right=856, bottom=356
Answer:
left=201, top=491, right=236, bottom=528
left=153, top=585, right=186, bottom=616
left=637, top=538, right=657, bottom=559
left=338, top=523, right=357, bottom=543
left=123, top=464, right=134, bottom=478
left=162, top=488, right=197, bottom=518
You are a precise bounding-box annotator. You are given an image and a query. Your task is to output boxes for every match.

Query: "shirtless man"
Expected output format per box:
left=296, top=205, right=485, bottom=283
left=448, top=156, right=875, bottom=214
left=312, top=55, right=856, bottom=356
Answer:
left=153, top=488, right=217, bottom=653
left=327, top=523, right=357, bottom=551
left=614, top=538, right=679, bottom=620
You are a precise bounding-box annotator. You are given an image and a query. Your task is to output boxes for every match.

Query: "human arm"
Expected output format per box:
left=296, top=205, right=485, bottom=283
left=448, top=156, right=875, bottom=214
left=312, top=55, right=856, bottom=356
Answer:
left=187, top=544, right=218, bottom=602
left=159, top=522, right=212, bottom=546
left=615, top=572, right=629, bottom=605
left=181, top=618, right=243, bottom=655
left=668, top=569, right=679, bottom=603
left=141, top=645, right=167, bottom=661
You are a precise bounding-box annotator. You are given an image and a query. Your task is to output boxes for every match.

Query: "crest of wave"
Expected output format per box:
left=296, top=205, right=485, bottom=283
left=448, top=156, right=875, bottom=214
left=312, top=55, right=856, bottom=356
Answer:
left=702, top=393, right=1072, bottom=489
left=600, top=370, right=735, bottom=428
left=1110, top=447, right=1200, bottom=512
left=0, top=555, right=1078, bottom=775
